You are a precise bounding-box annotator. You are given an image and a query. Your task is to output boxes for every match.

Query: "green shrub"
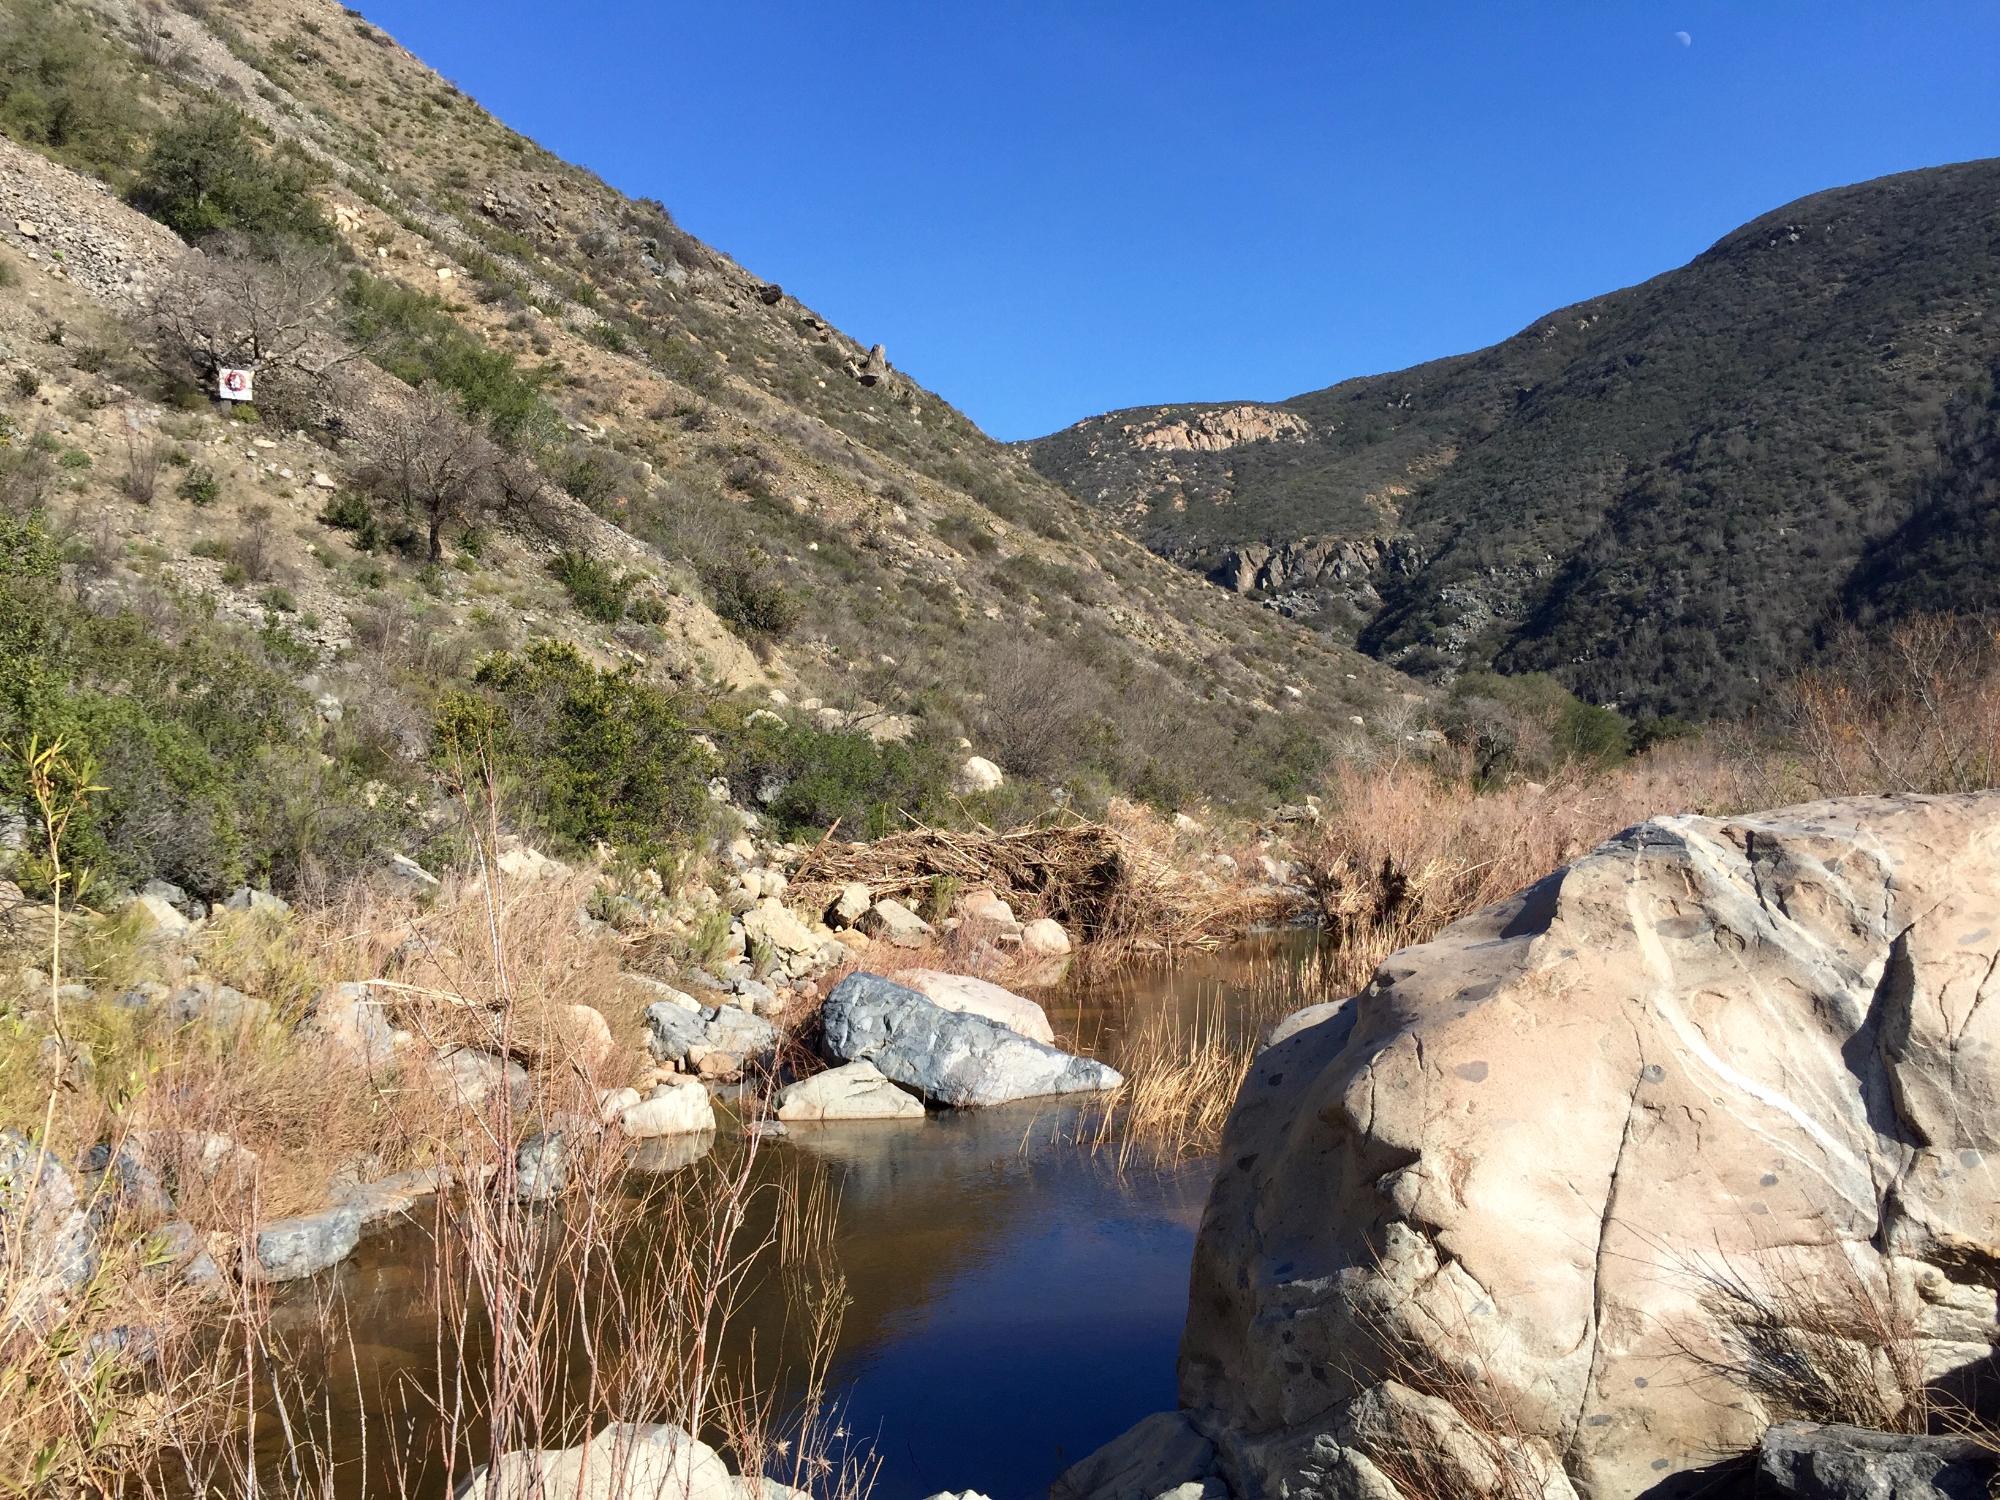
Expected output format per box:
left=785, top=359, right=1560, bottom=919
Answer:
left=318, top=490, right=380, bottom=549
left=548, top=550, right=634, bottom=623
left=343, top=274, right=556, bottom=445
left=434, top=640, right=712, bottom=859
left=720, top=713, right=954, bottom=839
left=175, top=468, right=218, bottom=508
left=703, top=563, right=799, bottom=646
left=0, top=0, right=152, bottom=181
left=128, top=106, right=333, bottom=244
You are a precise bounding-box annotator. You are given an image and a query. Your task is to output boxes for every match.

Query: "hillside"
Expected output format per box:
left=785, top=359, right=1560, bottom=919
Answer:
left=1027, top=159, right=2000, bottom=720
left=0, top=0, right=1410, bottom=902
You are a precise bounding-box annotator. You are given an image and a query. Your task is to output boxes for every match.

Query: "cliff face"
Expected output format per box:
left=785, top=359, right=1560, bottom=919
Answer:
left=1027, top=158, right=2000, bottom=721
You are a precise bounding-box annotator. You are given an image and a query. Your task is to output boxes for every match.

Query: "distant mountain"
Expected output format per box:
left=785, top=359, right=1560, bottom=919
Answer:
left=1027, top=160, right=2000, bottom=720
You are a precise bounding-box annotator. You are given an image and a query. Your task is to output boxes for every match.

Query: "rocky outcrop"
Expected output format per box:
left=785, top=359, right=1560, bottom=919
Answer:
left=820, top=973, right=1122, bottom=1108
left=1127, top=406, right=1310, bottom=454
left=1205, top=535, right=1421, bottom=605
left=1075, top=793, right=2000, bottom=1500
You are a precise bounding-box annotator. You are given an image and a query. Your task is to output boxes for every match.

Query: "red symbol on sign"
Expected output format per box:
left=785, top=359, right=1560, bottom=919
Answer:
left=224, top=372, right=248, bottom=393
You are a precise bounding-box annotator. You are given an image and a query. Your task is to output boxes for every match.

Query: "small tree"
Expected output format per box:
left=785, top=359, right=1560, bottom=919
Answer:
left=148, top=236, right=352, bottom=421
left=360, top=385, right=500, bottom=563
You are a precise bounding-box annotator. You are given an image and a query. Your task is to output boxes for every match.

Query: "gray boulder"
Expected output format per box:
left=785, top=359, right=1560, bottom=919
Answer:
left=1756, top=1422, right=2000, bottom=1499
left=515, top=1130, right=567, bottom=1202
left=820, top=973, right=1122, bottom=1108
left=252, top=1203, right=362, bottom=1282
left=644, top=1001, right=708, bottom=1062
left=0, top=1129, right=97, bottom=1327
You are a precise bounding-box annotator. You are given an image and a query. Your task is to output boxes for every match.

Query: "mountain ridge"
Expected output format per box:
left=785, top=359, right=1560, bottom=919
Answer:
left=1026, top=156, right=2000, bottom=720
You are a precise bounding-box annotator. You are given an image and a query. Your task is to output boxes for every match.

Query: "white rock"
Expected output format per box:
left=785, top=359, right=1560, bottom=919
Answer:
left=1020, top=917, right=1072, bottom=958
left=858, top=898, right=934, bottom=948
left=774, top=1061, right=925, bottom=1122
left=461, top=1422, right=734, bottom=1500
left=618, top=1079, right=716, bottom=1138
left=902, top=970, right=1054, bottom=1044
left=953, top=756, right=1005, bottom=795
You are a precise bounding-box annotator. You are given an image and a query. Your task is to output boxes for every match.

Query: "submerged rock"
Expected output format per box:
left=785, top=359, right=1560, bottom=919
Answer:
left=820, top=973, right=1121, bottom=1108
left=1081, top=792, right=2000, bottom=1500
left=618, top=1079, right=716, bottom=1138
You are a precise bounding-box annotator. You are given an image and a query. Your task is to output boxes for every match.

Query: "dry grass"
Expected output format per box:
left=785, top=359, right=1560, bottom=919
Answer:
left=1083, top=1001, right=1244, bottom=1171
left=1297, top=746, right=1750, bottom=997
left=1673, top=1241, right=1933, bottom=1435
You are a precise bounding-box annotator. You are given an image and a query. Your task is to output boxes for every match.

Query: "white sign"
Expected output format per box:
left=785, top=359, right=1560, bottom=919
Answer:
left=218, top=367, right=255, bottom=402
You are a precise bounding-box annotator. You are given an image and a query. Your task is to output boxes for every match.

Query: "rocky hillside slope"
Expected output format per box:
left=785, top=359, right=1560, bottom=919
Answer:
left=1027, top=160, right=2000, bottom=722
left=1062, top=791, right=2000, bottom=1500
left=0, top=0, right=1410, bottom=901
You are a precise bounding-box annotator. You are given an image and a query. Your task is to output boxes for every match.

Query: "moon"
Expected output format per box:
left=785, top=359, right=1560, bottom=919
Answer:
left=1675, top=30, right=1692, bottom=46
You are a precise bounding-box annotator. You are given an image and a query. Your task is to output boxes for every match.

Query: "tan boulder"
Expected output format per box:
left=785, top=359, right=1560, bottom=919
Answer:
left=1076, top=793, right=2000, bottom=1500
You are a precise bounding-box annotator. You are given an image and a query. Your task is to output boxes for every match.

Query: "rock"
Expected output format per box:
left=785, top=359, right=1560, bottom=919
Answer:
left=1160, top=792, right=2000, bottom=1500
left=1020, top=917, right=1072, bottom=958
left=132, top=891, right=191, bottom=940
left=741, top=899, right=819, bottom=960
left=597, top=1086, right=641, bottom=1124
left=514, top=1131, right=567, bottom=1201
left=820, top=973, right=1121, bottom=1108
left=558, top=1003, right=615, bottom=1062
left=901, top=970, right=1055, bottom=1044
left=957, top=888, right=1019, bottom=929
left=1052, top=1411, right=1219, bottom=1500
left=165, top=978, right=268, bottom=1031
left=383, top=852, right=440, bottom=895
left=0, top=1129, right=96, bottom=1329
left=953, top=756, right=1005, bottom=795
left=644, top=1001, right=708, bottom=1062
left=139, top=878, right=197, bottom=916
left=79, top=1140, right=174, bottom=1225
left=857, top=898, right=934, bottom=948
left=459, top=1421, right=737, bottom=1500
left=1755, top=1421, right=2000, bottom=1499
left=496, top=845, right=568, bottom=882
left=626, top=974, right=702, bottom=1012
left=828, top=882, right=873, bottom=928
left=775, top=1060, right=925, bottom=1122
left=223, top=885, right=290, bottom=915
left=252, top=1203, right=362, bottom=1282
left=618, top=1079, right=717, bottom=1138
left=303, top=982, right=398, bottom=1067
left=340, top=1166, right=447, bottom=1228
left=435, top=1047, right=530, bottom=1111
left=311, top=471, right=338, bottom=491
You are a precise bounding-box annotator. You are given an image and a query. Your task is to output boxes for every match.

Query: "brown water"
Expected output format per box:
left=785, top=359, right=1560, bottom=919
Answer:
left=266, top=931, right=1331, bottom=1500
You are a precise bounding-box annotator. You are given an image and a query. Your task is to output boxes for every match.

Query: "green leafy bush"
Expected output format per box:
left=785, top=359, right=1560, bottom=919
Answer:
left=318, top=490, right=380, bottom=550
left=0, top=0, right=152, bottom=181
left=703, top=563, right=799, bottom=646
left=434, top=640, right=712, bottom=859
left=719, top=712, right=954, bottom=839
left=128, top=106, right=333, bottom=244
left=548, top=550, right=634, bottom=623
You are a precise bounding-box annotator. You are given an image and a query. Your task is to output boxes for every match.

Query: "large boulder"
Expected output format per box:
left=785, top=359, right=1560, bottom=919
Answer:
left=0, top=1130, right=97, bottom=1330
left=252, top=1203, right=362, bottom=1282
left=618, top=1079, right=717, bottom=1138
left=901, top=969, right=1055, bottom=1044
left=858, top=898, right=934, bottom=948
left=1080, top=794, right=2000, bottom=1500
left=819, top=973, right=1120, bottom=1108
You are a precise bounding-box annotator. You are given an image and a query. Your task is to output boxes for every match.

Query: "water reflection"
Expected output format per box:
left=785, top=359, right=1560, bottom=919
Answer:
left=269, top=929, right=1330, bottom=1500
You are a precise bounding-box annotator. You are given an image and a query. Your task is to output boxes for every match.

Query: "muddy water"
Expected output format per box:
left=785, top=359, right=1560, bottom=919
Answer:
left=282, top=931, right=1330, bottom=1500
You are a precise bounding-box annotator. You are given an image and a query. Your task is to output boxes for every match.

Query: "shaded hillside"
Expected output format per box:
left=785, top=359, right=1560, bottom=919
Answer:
left=1028, top=160, right=2000, bottom=719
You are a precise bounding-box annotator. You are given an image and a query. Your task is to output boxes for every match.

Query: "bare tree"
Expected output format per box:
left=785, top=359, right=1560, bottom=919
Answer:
left=147, top=236, right=352, bottom=420
left=360, top=385, right=500, bottom=563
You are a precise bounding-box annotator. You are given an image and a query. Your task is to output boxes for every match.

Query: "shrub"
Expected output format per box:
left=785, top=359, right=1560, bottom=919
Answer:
left=344, top=273, right=556, bottom=445
left=435, top=640, right=712, bottom=859
left=549, top=550, right=634, bottom=623
left=128, top=106, right=333, bottom=244
left=703, top=562, right=799, bottom=646
left=721, top=714, right=955, bottom=839
left=0, top=0, right=152, bottom=180
left=176, top=465, right=220, bottom=506
left=317, top=490, right=379, bottom=549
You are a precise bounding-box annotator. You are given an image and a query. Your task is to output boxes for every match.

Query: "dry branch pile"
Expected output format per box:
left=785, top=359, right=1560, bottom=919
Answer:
left=790, top=813, right=1284, bottom=963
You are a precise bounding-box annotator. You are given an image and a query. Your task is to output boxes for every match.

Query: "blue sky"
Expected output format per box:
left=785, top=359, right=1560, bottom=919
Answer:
left=353, top=2, right=2000, bottom=440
